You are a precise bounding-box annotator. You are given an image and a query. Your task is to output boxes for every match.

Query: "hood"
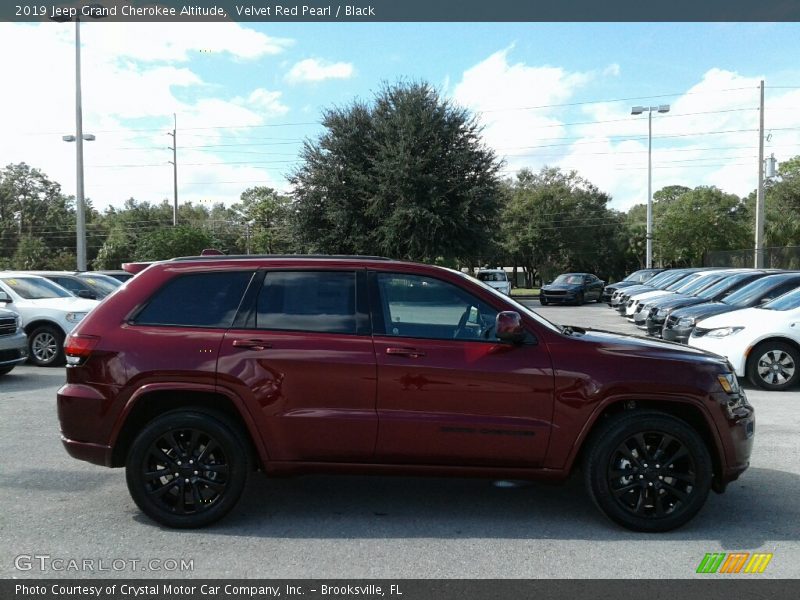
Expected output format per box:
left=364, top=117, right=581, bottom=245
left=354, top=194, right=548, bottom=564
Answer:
left=18, top=296, right=99, bottom=313
left=670, top=302, right=733, bottom=321
left=651, top=295, right=706, bottom=311
left=696, top=306, right=797, bottom=330
left=577, top=328, right=728, bottom=367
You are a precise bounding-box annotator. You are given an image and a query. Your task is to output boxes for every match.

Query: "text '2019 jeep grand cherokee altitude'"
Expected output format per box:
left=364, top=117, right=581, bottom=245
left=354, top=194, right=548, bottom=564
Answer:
left=57, top=256, right=754, bottom=532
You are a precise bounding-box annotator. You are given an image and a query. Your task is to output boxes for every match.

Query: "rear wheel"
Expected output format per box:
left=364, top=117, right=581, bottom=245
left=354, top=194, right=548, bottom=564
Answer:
left=126, top=410, right=250, bottom=528
left=583, top=411, right=712, bottom=532
left=747, top=341, right=800, bottom=391
left=28, top=325, right=65, bottom=367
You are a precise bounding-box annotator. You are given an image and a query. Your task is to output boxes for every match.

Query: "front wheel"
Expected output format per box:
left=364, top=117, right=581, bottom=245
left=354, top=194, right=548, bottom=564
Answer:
left=126, top=410, right=250, bottom=528
left=583, top=411, right=712, bottom=532
left=747, top=341, right=800, bottom=391
left=539, top=297, right=548, bottom=305
left=28, top=325, right=65, bottom=367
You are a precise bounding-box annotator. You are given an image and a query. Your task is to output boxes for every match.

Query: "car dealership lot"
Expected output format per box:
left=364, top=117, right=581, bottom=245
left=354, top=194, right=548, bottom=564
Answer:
left=1, top=303, right=798, bottom=579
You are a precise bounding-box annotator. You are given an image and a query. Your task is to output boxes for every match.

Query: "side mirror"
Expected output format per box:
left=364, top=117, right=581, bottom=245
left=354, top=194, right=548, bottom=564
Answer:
left=77, top=289, right=97, bottom=300
left=496, top=311, right=526, bottom=344
left=0, top=291, right=11, bottom=303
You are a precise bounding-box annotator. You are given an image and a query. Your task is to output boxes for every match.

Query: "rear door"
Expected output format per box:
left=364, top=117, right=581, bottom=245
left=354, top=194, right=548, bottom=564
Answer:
left=217, top=269, right=378, bottom=462
left=370, top=271, right=554, bottom=467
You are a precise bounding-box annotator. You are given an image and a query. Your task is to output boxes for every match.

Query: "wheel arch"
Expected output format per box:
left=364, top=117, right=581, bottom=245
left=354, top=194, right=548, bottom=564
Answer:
left=24, top=319, right=66, bottom=336
left=567, top=398, right=725, bottom=492
left=110, top=387, right=266, bottom=469
left=745, top=335, right=800, bottom=366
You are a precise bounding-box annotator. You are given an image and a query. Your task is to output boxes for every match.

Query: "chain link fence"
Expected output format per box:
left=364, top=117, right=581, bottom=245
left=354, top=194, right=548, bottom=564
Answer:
left=704, top=246, right=800, bottom=269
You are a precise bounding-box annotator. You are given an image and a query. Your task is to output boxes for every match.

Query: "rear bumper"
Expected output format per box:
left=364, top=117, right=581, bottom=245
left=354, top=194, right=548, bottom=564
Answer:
left=61, top=436, right=112, bottom=467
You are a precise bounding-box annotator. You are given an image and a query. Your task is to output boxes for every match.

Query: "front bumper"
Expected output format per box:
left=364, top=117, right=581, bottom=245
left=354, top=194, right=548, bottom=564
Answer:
left=540, top=292, right=578, bottom=304
left=644, top=316, right=666, bottom=336
left=0, top=331, right=29, bottom=367
left=662, top=325, right=692, bottom=344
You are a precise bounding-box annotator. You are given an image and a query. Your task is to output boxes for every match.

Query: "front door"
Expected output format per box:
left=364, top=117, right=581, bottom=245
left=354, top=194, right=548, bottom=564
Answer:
left=370, top=272, right=554, bottom=467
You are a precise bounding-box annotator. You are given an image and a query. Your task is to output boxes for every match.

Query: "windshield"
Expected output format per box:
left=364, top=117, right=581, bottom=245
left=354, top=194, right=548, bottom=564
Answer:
left=665, top=273, right=701, bottom=291
left=78, top=274, right=121, bottom=295
left=724, top=275, right=799, bottom=307
left=762, top=288, right=800, bottom=311
left=624, top=269, right=660, bottom=283
left=643, top=271, right=674, bottom=287
left=552, top=274, right=584, bottom=285
left=477, top=271, right=507, bottom=282
left=680, top=273, right=727, bottom=296
left=1, top=277, right=72, bottom=300
left=696, top=272, right=757, bottom=300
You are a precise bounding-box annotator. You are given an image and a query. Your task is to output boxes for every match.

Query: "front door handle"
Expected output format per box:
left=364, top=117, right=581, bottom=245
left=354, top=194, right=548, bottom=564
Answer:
left=385, top=347, right=426, bottom=358
left=232, top=339, right=272, bottom=351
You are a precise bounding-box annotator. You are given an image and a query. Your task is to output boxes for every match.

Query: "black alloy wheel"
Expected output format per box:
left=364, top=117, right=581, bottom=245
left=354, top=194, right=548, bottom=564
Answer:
left=126, top=410, right=249, bottom=528
left=583, top=411, right=711, bottom=532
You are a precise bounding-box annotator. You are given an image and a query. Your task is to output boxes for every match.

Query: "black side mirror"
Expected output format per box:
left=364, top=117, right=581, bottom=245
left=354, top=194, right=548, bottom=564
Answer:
left=496, top=311, right=526, bottom=344
left=0, top=291, right=11, bottom=303
left=77, top=289, right=97, bottom=300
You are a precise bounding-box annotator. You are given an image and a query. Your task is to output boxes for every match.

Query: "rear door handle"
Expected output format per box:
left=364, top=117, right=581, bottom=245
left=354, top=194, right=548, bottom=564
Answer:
left=232, top=339, right=272, bottom=351
left=385, top=347, right=426, bottom=358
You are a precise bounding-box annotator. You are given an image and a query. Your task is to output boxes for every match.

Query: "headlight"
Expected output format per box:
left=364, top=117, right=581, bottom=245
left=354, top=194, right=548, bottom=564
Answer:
left=717, top=372, right=741, bottom=394
left=15, top=316, right=21, bottom=332
left=677, top=317, right=695, bottom=327
left=65, top=312, right=87, bottom=323
left=706, top=326, right=744, bottom=338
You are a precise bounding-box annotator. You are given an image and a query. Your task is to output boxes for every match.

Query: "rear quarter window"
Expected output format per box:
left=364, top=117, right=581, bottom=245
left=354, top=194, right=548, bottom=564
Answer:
left=133, top=271, right=254, bottom=328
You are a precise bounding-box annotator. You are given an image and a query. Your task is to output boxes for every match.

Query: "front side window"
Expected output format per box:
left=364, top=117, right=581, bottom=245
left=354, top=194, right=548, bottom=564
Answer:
left=133, top=271, right=253, bottom=328
left=256, top=271, right=358, bottom=334
left=375, top=273, right=498, bottom=341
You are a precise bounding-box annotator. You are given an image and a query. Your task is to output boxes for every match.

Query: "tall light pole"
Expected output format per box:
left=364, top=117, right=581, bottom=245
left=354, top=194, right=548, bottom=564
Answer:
left=52, top=8, right=105, bottom=271
left=631, top=104, right=670, bottom=268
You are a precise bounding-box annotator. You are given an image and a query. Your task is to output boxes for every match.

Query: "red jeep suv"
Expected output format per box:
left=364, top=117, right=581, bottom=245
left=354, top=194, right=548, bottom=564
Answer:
left=57, top=256, right=754, bottom=531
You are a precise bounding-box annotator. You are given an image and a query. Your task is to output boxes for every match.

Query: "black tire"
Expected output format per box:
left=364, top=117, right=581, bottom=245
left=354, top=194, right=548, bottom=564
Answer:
left=582, top=411, right=712, bottom=532
left=126, top=410, right=250, bottom=528
left=539, top=297, right=548, bottom=305
left=746, top=340, right=800, bottom=391
left=575, top=292, right=584, bottom=306
left=28, top=325, right=65, bottom=367
left=0, top=366, right=14, bottom=377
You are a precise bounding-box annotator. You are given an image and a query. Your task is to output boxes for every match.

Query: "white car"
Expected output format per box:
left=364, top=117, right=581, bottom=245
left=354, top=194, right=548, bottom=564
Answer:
left=688, top=287, right=800, bottom=391
left=476, top=269, right=511, bottom=295
left=0, top=273, right=98, bottom=367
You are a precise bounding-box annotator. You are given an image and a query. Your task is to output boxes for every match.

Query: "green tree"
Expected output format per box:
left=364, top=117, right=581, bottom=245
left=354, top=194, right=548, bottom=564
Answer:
left=501, top=167, right=627, bottom=285
left=231, top=186, right=295, bottom=254
left=291, top=81, right=502, bottom=262
left=655, top=186, right=749, bottom=266
left=133, top=225, right=212, bottom=261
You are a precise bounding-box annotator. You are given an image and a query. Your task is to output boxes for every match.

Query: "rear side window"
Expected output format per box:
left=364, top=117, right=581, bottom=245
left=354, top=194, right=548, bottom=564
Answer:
left=133, top=272, right=253, bottom=328
left=256, top=271, right=357, bottom=334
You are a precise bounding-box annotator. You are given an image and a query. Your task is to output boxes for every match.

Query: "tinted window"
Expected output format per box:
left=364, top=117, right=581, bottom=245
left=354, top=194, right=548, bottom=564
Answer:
left=763, top=287, right=800, bottom=311
left=724, top=275, right=800, bottom=307
left=52, top=277, right=86, bottom=295
left=376, top=273, right=498, bottom=341
left=256, top=271, right=357, bottom=334
left=1, top=277, right=72, bottom=299
left=134, top=272, right=253, bottom=327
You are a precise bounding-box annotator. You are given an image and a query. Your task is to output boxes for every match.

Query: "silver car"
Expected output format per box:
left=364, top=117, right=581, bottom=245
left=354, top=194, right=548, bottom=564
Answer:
left=0, top=305, right=28, bottom=376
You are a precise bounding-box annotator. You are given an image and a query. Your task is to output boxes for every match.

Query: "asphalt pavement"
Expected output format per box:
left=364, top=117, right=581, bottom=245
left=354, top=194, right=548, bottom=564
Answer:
left=1, top=302, right=797, bottom=579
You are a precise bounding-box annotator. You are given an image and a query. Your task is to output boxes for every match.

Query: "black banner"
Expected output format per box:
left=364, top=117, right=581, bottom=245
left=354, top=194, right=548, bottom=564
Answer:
left=4, top=0, right=800, bottom=23
left=3, top=580, right=800, bottom=600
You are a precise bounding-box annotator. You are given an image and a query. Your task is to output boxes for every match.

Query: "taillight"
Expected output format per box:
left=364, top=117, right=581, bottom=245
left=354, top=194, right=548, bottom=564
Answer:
left=64, top=334, right=100, bottom=366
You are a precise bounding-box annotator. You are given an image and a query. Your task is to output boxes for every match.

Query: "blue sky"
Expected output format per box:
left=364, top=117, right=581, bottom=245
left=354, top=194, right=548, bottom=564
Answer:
left=1, top=21, right=799, bottom=212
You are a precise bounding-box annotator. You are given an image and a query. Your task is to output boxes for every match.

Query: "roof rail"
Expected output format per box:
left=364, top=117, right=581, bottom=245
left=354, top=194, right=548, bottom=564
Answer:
left=171, top=254, right=395, bottom=262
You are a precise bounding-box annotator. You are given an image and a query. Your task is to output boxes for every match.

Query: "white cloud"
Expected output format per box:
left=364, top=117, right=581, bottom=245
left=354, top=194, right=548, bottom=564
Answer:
left=286, top=58, right=355, bottom=83
left=0, top=23, right=297, bottom=212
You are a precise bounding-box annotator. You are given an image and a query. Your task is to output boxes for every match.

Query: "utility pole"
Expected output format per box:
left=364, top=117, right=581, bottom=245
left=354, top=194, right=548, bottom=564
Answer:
left=755, top=80, right=766, bottom=268
left=167, top=113, right=178, bottom=226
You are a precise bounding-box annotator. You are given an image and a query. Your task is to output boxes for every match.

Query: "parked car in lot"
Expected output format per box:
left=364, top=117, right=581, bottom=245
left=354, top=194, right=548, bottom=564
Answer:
left=612, top=268, right=703, bottom=312
left=476, top=268, right=511, bottom=295
left=620, top=269, right=713, bottom=318
left=0, top=273, right=98, bottom=366
left=690, top=286, right=800, bottom=391
left=602, top=268, right=665, bottom=304
left=98, top=270, right=135, bottom=283
left=28, top=271, right=121, bottom=300
left=0, top=307, right=28, bottom=376
left=539, top=272, right=604, bottom=305
left=664, top=272, right=800, bottom=344
left=638, top=270, right=766, bottom=335
left=58, top=255, right=753, bottom=532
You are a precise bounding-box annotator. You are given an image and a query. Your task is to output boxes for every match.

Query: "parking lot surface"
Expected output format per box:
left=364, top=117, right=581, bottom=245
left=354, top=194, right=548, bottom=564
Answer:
left=1, top=302, right=798, bottom=579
